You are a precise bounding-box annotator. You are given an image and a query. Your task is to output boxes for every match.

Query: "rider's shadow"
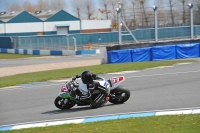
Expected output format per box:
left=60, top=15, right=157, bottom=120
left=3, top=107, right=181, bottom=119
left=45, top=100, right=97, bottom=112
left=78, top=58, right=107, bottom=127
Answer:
left=41, top=104, right=116, bottom=115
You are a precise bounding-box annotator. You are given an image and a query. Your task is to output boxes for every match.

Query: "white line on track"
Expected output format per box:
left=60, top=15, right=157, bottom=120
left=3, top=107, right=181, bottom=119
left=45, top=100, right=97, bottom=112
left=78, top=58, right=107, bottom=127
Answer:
left=125, top=70, right=200, bottom=79
left=0, top=83, right=64, bottom=92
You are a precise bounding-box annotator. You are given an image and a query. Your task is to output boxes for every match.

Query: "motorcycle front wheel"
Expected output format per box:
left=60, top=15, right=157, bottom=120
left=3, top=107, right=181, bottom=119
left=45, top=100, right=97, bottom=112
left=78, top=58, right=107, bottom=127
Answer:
left=54, top=96, right=75, bottom=110
left=109, top=86, right=130, bottom=104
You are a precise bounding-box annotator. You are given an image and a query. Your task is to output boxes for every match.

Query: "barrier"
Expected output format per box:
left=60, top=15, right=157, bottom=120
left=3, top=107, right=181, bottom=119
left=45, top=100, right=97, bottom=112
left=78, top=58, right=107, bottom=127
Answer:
left=108, top=49, right=132, bottom=63
left=0, top=48, right=100, bottom=55
left=105, top=43, right=200, bottom=64
left=76, top=50, right=96, bottom=55
left=152, top=45, right=176, bottom=61
left=0, top=49, right=76, bottom=56
left=131, top=47, right=152, bottom=62
left=176, top=43, right=199, bottom=59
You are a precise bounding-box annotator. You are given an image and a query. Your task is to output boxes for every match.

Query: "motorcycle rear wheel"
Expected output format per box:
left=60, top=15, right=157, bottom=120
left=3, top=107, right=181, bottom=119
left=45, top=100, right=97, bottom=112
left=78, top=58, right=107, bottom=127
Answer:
left=54, top=96, right=75, bottom=109
left=109, top=86, right=130, bottom=104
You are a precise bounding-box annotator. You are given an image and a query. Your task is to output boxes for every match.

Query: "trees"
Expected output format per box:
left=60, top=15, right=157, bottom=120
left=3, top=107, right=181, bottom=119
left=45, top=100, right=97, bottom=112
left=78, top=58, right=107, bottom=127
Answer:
left=36, top=0, right=49, bottom=11
left=50, top=0, right=66, bottom=10
left=71, top=0, right=83, bottom=19
left=193, top=0, right=200, bottom=24
left=135, top=0, right=149, bottom=26
left=23, top=0, right=36, bottom=12
left=84, top=0, right=95, bottom=20
left=100, top=0, right=109, bottom=20
left=6, top=1, right=22, bottom=12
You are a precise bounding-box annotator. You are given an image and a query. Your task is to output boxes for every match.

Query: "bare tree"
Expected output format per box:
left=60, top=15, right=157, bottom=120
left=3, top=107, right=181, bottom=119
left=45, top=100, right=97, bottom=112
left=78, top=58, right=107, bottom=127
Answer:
left=100, top=0, right=109, bottom=20
left=130, top=0, right=137, bottom=26
left=167, top=0, right=177, bottom=25
left=6, top=1, right=22, bottom=12
left=50, top=0, right=66, bottom=10
left=177, top=0, right=190, bottom=24
left=23, top=0, right=36, bottom=12
left=193, top=0, right=200, bottom=24
left=36, top=0, right=49, bottom=11
left=71, top=0, right=83, bottom=19
left=84, top=0, right=95, bottom=20
left=108, top=0, right=117, bottom=22
left=136, top=0, right=148, bottom=26
left=154, top=0, right=167, bottom=25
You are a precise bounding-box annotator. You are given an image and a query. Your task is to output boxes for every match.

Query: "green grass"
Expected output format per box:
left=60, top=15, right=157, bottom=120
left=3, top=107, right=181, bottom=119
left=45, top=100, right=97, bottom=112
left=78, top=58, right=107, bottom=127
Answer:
left=0, top=59, right=196, bottom=88
left=0, top=53, right=43, bottom=59
left=1, top=114, right=200, bottom=133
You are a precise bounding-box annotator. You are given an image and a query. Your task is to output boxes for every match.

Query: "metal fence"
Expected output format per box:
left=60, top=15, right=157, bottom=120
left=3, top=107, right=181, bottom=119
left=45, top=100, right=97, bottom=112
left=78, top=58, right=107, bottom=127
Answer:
left=12, top=35, right=77, bottom=50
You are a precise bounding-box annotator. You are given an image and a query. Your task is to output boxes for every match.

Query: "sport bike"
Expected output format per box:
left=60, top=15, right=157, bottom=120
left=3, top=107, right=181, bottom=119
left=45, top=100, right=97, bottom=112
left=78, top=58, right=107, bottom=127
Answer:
left=54, top=76, right=130, bottom=109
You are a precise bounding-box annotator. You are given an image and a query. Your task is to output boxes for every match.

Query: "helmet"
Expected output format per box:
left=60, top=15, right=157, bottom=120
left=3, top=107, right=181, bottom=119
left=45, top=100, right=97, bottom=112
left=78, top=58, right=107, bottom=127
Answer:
left=81, top=70, right=93, bottom=84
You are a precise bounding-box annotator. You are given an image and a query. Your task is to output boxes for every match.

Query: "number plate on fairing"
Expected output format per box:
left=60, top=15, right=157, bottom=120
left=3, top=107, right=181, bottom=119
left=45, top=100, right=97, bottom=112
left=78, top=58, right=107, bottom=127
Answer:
left=110, top=76, right=125, bottom=89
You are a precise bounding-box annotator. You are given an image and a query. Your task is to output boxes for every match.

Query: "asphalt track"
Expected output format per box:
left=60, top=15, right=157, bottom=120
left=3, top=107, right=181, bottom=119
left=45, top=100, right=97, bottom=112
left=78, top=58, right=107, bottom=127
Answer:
left=0, top=54, right=101, bottom=68
left=0, top=58, right=200, bottom=127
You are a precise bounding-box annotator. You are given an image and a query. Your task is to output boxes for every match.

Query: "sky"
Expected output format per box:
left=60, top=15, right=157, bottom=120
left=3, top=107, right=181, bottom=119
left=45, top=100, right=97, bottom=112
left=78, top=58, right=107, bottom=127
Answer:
left=0, top=0, right=154, bottom=15
left=0, top=0, right=99, bottom=12
left=0, top=0, right=155, bottom=13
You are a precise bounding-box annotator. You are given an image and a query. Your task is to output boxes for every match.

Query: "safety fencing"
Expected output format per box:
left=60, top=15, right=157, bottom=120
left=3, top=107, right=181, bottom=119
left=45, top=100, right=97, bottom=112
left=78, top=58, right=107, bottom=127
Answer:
left=105, top=43, right=200, bottom=64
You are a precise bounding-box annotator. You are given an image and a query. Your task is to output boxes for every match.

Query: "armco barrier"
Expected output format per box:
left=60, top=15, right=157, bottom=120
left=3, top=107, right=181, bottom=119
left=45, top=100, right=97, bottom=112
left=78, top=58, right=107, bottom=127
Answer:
left=0, top=49, right=100, bottom=55
left=152, top=45, right=176, bottom=61
left=108, top=49, right=132, bottom=63
left=106, top=43, right=200, bottom=64
left=131, top=47, right=151, bottom=62
left=176, top=43, right=199, bottom=59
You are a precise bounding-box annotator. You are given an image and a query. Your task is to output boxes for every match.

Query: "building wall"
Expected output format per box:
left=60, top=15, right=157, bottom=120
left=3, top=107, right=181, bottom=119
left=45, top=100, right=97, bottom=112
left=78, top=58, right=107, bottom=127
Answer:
left=6, top=22, right=43, bottom=34
left=81, top=28, right=111, bottom=33
left=81, top=20, right=112, bottom=30
left=0, top=24, right=5, bottom=35
left=44, top=21, right=80, bottom=33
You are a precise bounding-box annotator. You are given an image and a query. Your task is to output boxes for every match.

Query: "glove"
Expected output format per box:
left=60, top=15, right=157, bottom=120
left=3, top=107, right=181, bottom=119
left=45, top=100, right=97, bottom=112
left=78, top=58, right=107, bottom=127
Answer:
left=72, top=76, right=76, bottom=81
left=76, top=75, right=80, bottom=78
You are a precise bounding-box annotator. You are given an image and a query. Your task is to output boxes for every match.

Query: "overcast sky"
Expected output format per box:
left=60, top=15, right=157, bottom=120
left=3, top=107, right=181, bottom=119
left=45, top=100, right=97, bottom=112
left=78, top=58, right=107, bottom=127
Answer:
left=0, top=0, right=155, bottom=13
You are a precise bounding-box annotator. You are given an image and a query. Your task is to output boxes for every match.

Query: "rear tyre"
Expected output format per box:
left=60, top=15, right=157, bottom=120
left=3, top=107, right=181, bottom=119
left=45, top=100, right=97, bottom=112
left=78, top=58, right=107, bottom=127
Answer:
left=109, top=86, right=130, bottom=104
left=54, top=96, right=75, bottom=110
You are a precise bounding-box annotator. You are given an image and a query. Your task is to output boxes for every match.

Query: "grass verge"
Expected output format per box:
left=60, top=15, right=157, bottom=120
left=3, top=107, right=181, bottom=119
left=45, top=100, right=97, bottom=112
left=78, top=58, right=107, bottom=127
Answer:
left=1, top=114, right=200, bottom=133
left=0, top=59, right=196, bottom=88
left=0, top=53, right=43, bottom=59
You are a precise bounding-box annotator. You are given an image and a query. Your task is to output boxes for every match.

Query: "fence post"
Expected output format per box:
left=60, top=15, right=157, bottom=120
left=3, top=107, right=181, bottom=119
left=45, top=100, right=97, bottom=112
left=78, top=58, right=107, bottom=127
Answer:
left=42, top=38, right=45, bottom=49
left=189, top=3, right=194, bottom=39
left=153, top=5, right=158, bottom=42
left=66, top=37, right=69, bottom=50
left=72, top=37, right=77, bottom=51
left=58, top=38, right=61, bottom=50
left=117, top=2, right=122, bottom=45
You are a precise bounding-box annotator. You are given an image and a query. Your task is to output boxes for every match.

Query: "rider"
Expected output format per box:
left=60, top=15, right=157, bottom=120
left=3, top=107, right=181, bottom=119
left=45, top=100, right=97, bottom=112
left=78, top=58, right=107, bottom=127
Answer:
left=72, top=70, right=109, bottom=107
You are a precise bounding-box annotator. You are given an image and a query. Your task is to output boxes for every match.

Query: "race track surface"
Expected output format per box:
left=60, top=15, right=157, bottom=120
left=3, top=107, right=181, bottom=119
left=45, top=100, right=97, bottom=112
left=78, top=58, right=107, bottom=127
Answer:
left=0, top=58, right=200, bottom=126
left=0, top=54, right=101, bottom=68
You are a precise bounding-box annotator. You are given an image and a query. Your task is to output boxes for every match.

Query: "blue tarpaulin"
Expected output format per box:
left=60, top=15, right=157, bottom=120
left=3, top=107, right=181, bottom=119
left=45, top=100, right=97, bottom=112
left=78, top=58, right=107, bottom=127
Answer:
left=131, top=47, right=152, bottom=62
left=176, top=43, right=199, bottom=59
left=152, top=45, right=176, bottom=61
left=108, top=50, right=132, bottom=63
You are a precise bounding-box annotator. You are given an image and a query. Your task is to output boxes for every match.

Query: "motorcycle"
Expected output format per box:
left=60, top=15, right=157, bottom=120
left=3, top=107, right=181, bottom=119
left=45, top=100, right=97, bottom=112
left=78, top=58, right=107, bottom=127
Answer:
left=54, top=75, right=130, bottom=109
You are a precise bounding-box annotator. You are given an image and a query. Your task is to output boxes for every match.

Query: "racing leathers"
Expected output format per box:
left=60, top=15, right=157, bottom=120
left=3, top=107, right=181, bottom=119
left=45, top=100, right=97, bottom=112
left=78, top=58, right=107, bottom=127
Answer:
left=72, top=73, right=109, bottom=106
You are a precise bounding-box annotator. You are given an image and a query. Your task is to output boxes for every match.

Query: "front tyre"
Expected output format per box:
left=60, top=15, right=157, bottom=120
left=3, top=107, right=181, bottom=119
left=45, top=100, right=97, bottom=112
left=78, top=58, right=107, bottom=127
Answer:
left=109, top=86, right=130, bottom=104
left=54, top=96, right=75, bottom=110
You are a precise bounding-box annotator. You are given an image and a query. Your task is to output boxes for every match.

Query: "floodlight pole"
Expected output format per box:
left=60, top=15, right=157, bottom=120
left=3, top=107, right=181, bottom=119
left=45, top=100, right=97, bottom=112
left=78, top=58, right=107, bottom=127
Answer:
left=117, top=2, right=122, bottom=45
left=153, top=6, right=158, bottom=42
left=189, top=3, right=194, bottom=39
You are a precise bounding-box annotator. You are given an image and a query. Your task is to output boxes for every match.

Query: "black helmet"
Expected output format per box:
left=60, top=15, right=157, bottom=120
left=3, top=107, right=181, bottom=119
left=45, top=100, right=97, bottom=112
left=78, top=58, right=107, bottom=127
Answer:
left=81, top=70, right=93, bottom=84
